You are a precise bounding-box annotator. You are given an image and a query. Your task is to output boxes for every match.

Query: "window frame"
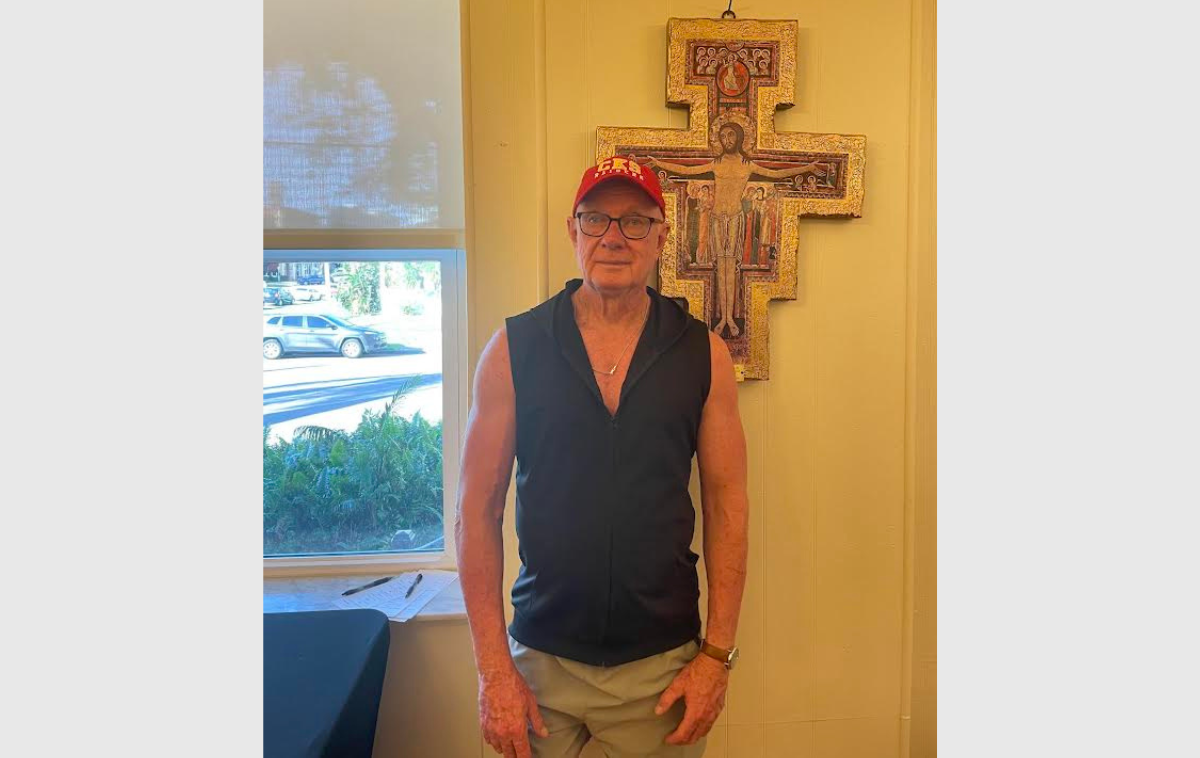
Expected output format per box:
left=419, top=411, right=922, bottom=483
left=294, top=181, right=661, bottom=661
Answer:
left=263, top=232, right=467, bottom=578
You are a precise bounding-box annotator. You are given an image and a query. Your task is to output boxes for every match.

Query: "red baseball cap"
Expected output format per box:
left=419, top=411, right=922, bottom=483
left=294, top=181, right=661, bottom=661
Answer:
left=573, top=156, right=666, bottom=216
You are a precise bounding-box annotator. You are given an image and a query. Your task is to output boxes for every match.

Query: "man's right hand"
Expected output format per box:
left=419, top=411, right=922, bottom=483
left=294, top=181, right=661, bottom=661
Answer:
left=478, top=666, right=549, bottom=758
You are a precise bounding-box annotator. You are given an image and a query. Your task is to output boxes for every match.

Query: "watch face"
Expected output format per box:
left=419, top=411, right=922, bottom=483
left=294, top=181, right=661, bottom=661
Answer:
left=728, top=647, right=740, bottom=669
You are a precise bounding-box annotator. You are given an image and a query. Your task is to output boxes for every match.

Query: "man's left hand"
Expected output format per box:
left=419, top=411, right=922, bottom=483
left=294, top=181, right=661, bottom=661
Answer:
left=655, top=652, right=729, bottom=746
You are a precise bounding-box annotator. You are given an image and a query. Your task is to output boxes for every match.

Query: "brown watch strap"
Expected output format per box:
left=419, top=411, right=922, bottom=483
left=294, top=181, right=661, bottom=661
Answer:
left=699, top=639, right=733, bottom=666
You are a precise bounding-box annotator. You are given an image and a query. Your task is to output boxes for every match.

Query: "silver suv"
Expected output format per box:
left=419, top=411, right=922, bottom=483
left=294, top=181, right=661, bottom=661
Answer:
left=263, top=314, right=388, bottom=359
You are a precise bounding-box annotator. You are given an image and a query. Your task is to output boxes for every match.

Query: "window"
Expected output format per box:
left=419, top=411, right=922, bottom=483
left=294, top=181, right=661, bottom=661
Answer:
left=264, top=0, right=465, bottom=574
left=263, top=253, right=463, bottom=568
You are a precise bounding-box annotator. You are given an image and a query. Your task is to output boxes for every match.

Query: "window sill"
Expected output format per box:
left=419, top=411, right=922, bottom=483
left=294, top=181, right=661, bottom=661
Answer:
left=263, top=574, right=466, bottom=622
left=263, top=552, right=457, bottom=578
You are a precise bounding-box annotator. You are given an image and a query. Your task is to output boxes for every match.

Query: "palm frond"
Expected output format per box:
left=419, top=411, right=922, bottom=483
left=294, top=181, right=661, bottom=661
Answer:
left=381, top=375, right=423, bottom=417
left=293, top=425, right=349, bottom=446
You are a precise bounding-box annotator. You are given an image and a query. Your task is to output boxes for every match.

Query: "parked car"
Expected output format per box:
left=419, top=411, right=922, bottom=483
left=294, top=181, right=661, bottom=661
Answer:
left=263, top=314, right=388, bottom=359
left=290, top=286, right=323, bottom=302
left=297, top=274, right=325, bottom=285
left=263, top=286, right=294, bottom=306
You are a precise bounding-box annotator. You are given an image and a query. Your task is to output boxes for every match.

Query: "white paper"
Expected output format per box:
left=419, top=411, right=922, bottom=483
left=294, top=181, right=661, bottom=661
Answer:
left=332, top=570, right=457, bottom=621
left=391, top=570, right=457, bottom=621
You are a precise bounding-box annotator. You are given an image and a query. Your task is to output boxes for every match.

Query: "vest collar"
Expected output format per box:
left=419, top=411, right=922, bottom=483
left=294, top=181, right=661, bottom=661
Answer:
left=531, top=278, right=694, bottom=418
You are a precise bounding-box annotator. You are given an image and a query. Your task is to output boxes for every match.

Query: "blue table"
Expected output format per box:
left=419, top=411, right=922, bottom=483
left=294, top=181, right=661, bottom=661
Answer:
left=264, top=610, right=390, bottom=758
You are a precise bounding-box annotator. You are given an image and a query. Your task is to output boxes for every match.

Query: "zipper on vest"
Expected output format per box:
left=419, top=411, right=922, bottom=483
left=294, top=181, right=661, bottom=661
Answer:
left=600, top=414, right=618, bottom=658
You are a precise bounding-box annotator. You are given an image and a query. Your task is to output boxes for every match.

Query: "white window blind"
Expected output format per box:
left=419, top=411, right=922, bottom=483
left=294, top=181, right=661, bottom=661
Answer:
left=264, top=0, right=464, bottom=230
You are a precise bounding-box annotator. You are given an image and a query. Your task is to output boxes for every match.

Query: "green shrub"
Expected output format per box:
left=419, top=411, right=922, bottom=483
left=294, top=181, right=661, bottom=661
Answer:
left=263, top=383, right=443, bottom=554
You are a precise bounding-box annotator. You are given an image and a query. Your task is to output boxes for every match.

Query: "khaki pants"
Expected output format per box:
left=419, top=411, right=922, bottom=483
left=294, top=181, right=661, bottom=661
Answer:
left=508, top=635, right=707, bottom=758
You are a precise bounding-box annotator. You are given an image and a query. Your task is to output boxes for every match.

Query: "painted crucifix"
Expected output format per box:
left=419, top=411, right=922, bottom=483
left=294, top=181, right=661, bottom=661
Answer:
left=596, top=17, right=866, bottom=379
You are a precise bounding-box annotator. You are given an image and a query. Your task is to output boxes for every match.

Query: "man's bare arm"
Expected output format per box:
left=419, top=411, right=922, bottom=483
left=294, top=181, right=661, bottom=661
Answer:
left=455, top=327, right=519, bottom=680
left=696, top=331, right=749, bottom=649
left=656, top=331, right=748, bottom=746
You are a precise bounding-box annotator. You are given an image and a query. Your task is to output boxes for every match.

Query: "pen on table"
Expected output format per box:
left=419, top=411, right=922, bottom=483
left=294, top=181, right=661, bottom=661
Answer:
left=341, top=576, right=394, bottom=597
left=404, top=573, right=424, bottom=598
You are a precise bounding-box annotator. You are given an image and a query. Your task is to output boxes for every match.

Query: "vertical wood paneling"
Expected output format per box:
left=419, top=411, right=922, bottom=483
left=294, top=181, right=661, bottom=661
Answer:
left=903, top=0, right=938, bottom=753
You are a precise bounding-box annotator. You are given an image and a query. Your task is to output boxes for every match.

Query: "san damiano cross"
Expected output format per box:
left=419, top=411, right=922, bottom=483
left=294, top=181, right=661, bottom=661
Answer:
left=596, top=17, right=866, bottom=380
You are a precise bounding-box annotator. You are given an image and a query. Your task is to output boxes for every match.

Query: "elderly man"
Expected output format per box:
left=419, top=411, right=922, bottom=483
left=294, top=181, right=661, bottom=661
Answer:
left=456, top=157, right=749, bottom=758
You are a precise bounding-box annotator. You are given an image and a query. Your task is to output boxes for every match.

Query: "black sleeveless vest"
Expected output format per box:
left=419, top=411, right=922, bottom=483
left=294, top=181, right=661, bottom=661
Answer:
left=505, top=278, right=712, bottom=666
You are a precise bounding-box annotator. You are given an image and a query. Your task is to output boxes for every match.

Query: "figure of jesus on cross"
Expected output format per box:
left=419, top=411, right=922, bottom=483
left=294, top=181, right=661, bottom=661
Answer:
left=649, top=120, right=828, bottom=337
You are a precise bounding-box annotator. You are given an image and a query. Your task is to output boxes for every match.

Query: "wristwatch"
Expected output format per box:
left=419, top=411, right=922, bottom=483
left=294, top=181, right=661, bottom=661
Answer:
left=699, top=638, right=740, bottom=670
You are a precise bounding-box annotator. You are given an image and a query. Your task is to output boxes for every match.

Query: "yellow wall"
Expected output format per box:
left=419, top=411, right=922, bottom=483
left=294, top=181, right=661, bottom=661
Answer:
left=376, top=1, right=935, bottom=756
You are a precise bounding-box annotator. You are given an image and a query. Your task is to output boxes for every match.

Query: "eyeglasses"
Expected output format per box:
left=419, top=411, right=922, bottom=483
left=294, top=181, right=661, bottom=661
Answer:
left=574, top=211, right=663, bottom=240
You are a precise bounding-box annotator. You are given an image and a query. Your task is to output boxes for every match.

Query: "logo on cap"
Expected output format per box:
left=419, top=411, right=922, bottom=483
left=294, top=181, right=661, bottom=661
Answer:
left=574, top=155, right=666, bottom=216
left=593, top=157, right=644, bottom=180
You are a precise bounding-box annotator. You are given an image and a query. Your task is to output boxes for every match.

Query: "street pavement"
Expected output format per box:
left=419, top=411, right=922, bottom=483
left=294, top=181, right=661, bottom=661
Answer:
left=262, top=297, right=444, bottom=442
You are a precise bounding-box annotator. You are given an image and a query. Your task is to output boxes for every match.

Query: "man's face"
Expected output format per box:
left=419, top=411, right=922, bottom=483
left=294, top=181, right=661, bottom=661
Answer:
left=720, top=127, right=738, bottom=153
left=568, top=181, right=668, bottom=294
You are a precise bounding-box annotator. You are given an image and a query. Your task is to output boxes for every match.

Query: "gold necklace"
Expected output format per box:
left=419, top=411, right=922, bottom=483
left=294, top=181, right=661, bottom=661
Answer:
left=589, top=302, right=649, bottom=376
